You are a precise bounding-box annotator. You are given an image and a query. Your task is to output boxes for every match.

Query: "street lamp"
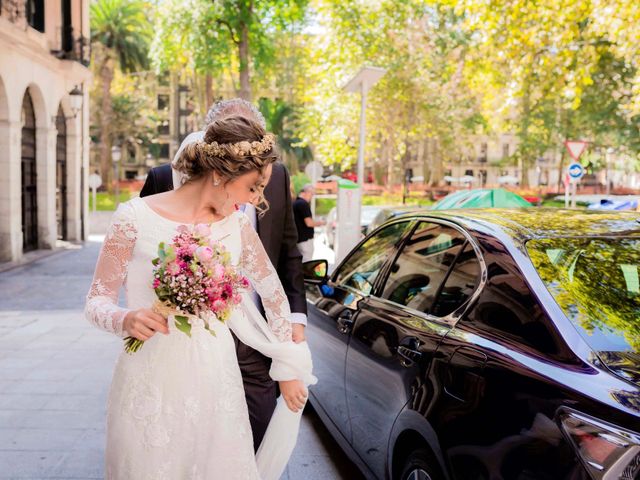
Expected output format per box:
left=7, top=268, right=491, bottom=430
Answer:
left=112, top=145, right=122, bottom=207
left=342, top=66, right=386, bottom=188
left=68, top=86, right=83, bottom=117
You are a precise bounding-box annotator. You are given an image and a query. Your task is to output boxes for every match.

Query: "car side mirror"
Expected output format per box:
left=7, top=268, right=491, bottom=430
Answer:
left=302, top=259, right=328, bottom=285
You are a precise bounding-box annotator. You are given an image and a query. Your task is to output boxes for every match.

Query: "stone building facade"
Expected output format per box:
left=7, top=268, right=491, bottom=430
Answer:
left=0, top=0, right=91, bottom=263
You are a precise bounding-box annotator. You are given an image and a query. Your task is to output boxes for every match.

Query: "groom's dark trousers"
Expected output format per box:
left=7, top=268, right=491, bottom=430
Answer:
left=140, top=162, right=307, bottom=450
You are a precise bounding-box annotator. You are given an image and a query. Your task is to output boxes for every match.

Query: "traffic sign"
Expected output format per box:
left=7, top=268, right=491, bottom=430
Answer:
left=567, top=162, right=585, bottom=181
left=88, top=173, right=102, bottom=190
left=304, top=161, right=324, bottom=182
left=564, top=140, right=588, bottom=161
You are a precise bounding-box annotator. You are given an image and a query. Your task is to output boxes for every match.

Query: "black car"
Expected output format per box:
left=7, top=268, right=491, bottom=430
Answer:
left=302, top=209, right=640, bottom=480
left=366, top=206, right=426, bottom=236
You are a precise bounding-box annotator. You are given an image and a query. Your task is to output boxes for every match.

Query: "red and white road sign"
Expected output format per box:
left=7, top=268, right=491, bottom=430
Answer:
left=564, top=140, right=589, bottom=161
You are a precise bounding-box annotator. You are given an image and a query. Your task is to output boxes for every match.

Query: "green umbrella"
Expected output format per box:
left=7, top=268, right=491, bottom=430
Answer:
left=432, top=188, right=532, bottom=210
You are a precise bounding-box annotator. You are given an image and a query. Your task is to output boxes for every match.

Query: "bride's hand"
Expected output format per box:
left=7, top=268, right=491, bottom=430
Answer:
left=279, top=379, right=307, bottom=413
left=123, top=309, right=169, bottom=340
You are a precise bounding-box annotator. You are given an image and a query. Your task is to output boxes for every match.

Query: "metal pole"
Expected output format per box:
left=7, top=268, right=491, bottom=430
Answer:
left=605, top=150, right=611, bottom=196
left=357, top=80, right=367, bottom=189
left=114, top=162, right=120, bottom=208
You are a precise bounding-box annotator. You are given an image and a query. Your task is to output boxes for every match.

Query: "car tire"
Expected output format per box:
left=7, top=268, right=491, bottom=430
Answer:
left=399, top=449, right=441, bottom=480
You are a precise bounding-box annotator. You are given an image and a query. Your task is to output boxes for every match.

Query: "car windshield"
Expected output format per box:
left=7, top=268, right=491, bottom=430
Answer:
left=527, top=237, right=640, bottom=354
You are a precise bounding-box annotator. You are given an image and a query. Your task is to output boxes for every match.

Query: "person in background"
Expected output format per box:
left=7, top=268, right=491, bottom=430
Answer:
left=293, top=184, right=325, bottom=262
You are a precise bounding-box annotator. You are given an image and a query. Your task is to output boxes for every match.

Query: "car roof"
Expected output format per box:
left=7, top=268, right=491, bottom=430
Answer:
left=394, top=208, right=640, bottom=242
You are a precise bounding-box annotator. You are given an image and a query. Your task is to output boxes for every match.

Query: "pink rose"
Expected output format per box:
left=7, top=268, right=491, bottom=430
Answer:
left=194, top=224, right=211, bottom=238
left=195, top=246, right=214, bottom=263
left=212, top=299, right=226, bottom=312
left=212, top=264, right=225, bottom=281
left=167, top=261, right=181, bottom=276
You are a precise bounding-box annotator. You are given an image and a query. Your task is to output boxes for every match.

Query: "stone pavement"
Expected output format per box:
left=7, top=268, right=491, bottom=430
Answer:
left=0, top=217, right=361, bottom=479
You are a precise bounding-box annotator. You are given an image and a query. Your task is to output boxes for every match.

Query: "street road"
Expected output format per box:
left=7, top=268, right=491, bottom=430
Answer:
left=0, top=216, right=362, bottom=479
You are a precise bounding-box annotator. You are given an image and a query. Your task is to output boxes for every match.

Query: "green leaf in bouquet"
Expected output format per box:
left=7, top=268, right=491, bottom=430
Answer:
left=174, top=315, right=192, bottom=337
left=151, top=257, right=160, bottom=266
left=203, top=321, right=217, bottom=337
left=124, top=336, right=144, bottom=354
left=165, top=246, right=176, bottom=262
left=155, top=285, right=170, bottom=296
left=157, top=242, right=167, bottom=261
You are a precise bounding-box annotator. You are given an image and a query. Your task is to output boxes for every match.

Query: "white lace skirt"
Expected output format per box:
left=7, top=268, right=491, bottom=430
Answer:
left=105, top=317, right=259, bottom=480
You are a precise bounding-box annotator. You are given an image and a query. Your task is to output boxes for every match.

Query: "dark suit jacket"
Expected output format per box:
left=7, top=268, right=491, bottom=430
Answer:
left=139, top=162, right=307, bottom=316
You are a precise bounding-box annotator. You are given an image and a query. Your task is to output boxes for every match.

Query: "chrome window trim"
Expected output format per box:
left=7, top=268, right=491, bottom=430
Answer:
left=365, top=215, right=489, bottom=328
left=329, top=218, right=417, bottom=298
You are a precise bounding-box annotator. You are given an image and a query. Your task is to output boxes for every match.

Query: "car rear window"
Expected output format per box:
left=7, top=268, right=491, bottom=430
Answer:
left=526, top=237, right=639, bottom=353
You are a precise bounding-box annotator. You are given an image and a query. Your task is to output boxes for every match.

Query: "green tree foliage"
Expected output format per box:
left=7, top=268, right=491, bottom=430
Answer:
left=459, top=0, right=640, bottom=184
left=91, top=0, right=152, bottom=187
left=299, top=0, right=486, bottom=184
left=151, top=0, right=309, bottom=101
left=258, top=98, right=312, bottom=173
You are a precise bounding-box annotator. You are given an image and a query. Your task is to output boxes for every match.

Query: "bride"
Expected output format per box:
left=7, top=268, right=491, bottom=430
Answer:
left=85, top=115, right=315, bottom=479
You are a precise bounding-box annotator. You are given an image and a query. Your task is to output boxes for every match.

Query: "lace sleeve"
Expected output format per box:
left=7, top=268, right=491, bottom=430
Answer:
left=238, top=213, right=293, bottom=342
left=84, top=202, right=138, bottom=337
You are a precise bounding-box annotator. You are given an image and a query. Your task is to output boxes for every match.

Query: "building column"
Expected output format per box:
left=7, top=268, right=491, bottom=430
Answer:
left=0, top=120, right=23, bottom=262
left=64, top=113, right=82, bottom=241
left=36, top=124, right=58, bottom=249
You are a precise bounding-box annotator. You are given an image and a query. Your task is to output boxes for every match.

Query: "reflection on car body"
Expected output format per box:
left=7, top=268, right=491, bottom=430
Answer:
left=303, top=208, right=640, bottom=480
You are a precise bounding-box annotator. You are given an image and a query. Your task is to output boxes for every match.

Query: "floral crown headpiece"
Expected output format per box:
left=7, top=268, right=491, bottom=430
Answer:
left=196, top=133, right=276, bottom=158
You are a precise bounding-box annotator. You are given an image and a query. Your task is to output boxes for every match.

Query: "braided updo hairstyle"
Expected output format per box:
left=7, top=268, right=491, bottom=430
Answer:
left=173, top=115, right=279, bottom=211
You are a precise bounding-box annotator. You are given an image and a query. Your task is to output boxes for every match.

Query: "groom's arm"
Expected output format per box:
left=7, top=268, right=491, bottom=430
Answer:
left=276, top=166, right=308, bottom=324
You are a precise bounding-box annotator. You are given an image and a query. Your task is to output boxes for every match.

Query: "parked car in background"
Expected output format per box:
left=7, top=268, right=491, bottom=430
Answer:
left=325, top=205, right=388, bottom=249
left=303, top=208, right=640, bottom=480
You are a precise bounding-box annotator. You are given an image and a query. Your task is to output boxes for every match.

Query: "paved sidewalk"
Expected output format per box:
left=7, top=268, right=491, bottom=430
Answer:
left=0, top=230, right=360, bottom=479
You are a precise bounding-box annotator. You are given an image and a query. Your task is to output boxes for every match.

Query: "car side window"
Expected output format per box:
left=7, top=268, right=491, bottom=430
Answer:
left=381, top=222, right=479, bottom=316
left=463, top=247, right=562, bottom=356
left=333, top=221, right=412, bottom=295
left=430, top=243, right=481, bottom=317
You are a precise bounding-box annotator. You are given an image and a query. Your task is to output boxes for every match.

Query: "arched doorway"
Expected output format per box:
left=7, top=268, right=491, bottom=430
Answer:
left=56, top=106, right=68, bottom=240
left=21, top=92, right=38, bottom=252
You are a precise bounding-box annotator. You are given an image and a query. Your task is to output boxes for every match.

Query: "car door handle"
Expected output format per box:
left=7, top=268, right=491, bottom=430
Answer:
left=397, top=337, right=422, bottom=367
left=336, top=310, right=354, bottom=334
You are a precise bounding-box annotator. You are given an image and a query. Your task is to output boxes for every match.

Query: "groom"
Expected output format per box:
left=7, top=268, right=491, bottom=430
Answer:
left=140, top=99, right=307, bottom=450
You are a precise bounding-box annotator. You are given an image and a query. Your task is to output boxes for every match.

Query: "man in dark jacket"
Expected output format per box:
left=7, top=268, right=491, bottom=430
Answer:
left=140, top=99, right=307, bottom=450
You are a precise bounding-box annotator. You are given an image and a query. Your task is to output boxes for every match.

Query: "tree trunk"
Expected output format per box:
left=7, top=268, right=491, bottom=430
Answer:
left=205, top=74, right=214, bottom=109
left=98, top=57, right=114, bottom=191
left=519, top=75, right=532, bottom=187
left=237, top=4, right=252, bottom=101
left=428, top=138, right=444, bottom=187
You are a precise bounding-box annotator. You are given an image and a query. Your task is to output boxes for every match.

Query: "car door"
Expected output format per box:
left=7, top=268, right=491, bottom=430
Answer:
left=429, top=237, right=588, bottom=480
left=306, top=220, right=414, bottom=443
left=345, top=221, right=473, bottom=476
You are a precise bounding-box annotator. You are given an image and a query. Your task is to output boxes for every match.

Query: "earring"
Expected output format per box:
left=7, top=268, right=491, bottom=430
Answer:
left=213, top=177, right=220, bottom=186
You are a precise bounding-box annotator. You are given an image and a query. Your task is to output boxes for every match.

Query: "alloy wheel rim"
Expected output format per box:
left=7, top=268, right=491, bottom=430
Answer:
left=406, top=467, right=432, bottom=480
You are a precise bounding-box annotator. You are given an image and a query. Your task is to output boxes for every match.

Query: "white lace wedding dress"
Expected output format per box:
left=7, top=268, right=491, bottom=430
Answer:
left=85, top=196, right=314, bottom=480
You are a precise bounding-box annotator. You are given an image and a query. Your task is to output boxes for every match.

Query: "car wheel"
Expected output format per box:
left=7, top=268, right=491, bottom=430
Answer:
left=400, top=449, right=441, bottom=480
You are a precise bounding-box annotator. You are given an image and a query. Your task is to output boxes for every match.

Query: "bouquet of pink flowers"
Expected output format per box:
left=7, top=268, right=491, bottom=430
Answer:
left=124, top=223, right=250, bottom=354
